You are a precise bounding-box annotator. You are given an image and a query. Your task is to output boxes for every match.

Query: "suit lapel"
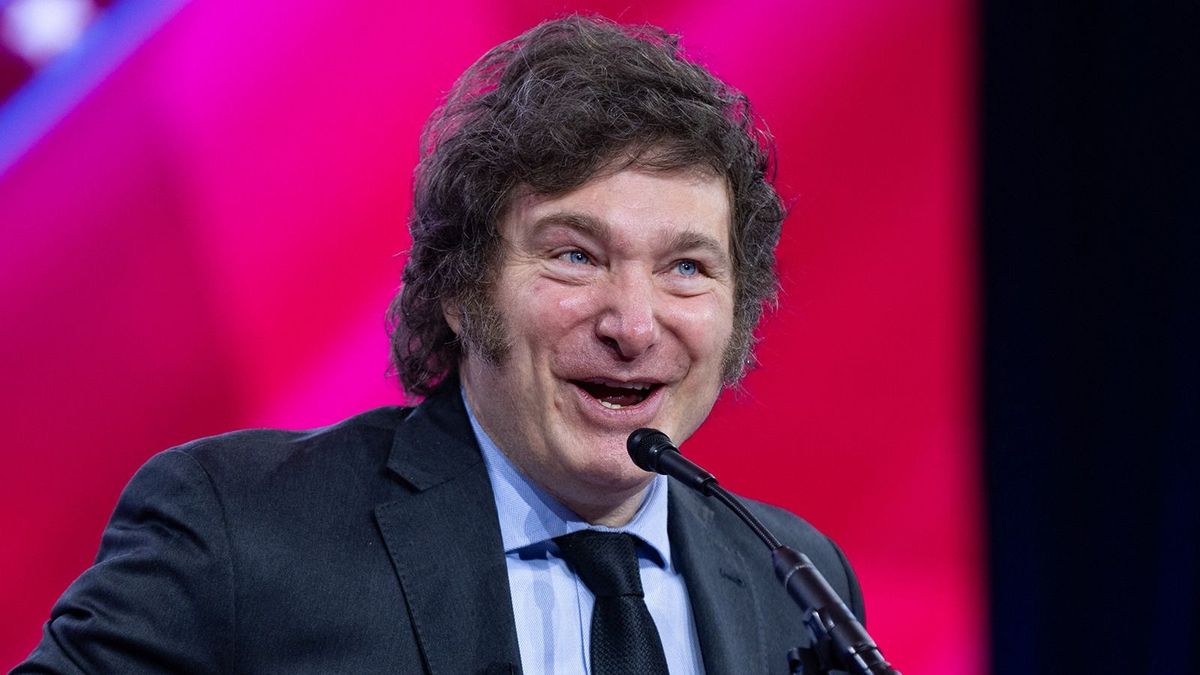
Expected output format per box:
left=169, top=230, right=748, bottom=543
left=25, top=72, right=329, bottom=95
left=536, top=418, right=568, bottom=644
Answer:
left=669, top=481, right=769, bottom=675
left=374, top=390, right=522, bottom=675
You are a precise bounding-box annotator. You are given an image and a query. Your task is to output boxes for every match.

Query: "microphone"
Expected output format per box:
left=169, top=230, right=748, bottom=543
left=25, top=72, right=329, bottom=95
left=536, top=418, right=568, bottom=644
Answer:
left=626, top=428, right=717, bottom=494
left=627, top=428, right=899, bottom=675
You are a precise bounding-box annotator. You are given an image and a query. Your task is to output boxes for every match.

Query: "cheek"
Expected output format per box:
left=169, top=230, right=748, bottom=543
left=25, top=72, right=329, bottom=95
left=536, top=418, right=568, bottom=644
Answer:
left=670, top=299, right=735, bottom=359
left=554, top=291, right=599, bottom=318
left=508, top=282, right=602, bottom=349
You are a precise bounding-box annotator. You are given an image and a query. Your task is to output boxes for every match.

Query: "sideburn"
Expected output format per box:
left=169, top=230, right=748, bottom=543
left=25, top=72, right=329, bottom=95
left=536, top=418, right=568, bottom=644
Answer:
left=456, top=287, right=511, bottom=366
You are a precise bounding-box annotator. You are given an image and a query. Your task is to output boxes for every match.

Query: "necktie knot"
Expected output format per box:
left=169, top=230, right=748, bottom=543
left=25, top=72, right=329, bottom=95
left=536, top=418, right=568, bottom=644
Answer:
left=553, top=530, right=644, bottom=598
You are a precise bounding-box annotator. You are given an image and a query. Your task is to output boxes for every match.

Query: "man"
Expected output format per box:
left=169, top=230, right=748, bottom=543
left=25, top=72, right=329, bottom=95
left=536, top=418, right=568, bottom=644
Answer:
left=17, top=16, right=864, bottom=674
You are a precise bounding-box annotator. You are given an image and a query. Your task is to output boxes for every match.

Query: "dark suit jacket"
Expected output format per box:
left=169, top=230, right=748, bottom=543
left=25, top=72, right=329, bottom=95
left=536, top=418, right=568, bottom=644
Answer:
left=16, top=389, right=864, bottom=674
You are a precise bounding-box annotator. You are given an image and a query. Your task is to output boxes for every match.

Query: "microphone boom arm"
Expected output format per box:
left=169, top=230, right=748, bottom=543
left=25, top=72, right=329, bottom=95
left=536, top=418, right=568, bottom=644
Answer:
left=626, top=428, right=900, bottom=675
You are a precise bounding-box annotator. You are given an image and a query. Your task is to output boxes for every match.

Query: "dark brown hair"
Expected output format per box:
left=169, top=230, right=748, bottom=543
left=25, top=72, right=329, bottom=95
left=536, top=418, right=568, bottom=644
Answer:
left=387, top=16, right=784, bottom=396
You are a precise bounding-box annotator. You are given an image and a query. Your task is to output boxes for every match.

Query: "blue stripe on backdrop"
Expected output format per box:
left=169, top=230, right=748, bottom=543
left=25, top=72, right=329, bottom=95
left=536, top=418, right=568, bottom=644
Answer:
left=0, top=0, right=187, bottom=173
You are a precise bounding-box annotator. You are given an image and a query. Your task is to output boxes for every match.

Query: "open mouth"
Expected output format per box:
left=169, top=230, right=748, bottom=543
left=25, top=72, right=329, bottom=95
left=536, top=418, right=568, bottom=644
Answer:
left=571, top=379, right=662, bottom=410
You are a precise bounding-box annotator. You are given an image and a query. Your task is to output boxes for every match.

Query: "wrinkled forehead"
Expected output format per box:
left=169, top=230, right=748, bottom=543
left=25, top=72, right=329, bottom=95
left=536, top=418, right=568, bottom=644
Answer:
left=500, top=165, right=733, bottom=254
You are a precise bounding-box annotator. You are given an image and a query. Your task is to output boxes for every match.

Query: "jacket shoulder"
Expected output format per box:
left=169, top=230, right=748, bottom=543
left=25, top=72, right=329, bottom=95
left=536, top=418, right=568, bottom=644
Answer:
left=167, top=405, right=415, bottom=482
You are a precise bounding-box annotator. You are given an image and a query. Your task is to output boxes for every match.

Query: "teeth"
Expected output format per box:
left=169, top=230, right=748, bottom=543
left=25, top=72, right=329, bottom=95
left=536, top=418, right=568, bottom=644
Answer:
left=600, top=401, right=624, bottom=410
left=579, top=379, right=656, bottom=391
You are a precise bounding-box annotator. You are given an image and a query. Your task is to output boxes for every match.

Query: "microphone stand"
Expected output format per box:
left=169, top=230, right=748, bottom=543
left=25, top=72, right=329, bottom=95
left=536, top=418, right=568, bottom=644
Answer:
left=628, top=429, right=901, bottom=675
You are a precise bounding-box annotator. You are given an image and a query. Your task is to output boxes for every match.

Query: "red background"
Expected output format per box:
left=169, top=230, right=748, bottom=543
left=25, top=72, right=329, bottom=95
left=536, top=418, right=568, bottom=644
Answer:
left=0, top=1, right=982, bottom=671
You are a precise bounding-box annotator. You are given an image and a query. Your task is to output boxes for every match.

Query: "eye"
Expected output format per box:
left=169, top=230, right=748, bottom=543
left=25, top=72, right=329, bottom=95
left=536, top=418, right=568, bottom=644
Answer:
left=558, top=250, right=592, bottom=265
left=674, top=259, right=701, bottom=277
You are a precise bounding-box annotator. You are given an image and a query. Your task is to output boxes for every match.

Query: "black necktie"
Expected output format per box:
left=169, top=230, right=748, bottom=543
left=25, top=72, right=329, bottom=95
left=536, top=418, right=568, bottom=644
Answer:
left=553, top=530, right=670, bottom=675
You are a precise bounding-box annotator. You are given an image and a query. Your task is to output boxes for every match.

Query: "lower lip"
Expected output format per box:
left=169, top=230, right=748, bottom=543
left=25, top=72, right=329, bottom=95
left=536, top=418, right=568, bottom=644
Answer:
left=568, top=382, right=665, bottom=427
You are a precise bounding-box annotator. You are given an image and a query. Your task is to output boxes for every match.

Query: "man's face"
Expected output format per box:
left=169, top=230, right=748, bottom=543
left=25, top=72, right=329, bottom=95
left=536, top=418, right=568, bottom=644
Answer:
left=454, top=166, right=735, bottom=519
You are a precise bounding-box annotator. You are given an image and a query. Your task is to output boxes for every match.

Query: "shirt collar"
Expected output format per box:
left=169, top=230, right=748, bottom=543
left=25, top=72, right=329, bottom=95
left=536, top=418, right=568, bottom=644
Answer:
left=464, top=389, right=672, bottom=570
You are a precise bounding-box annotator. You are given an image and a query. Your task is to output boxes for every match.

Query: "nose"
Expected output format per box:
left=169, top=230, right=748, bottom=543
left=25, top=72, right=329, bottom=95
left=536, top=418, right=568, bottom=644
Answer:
left=595, top=271, right=660, bottom=360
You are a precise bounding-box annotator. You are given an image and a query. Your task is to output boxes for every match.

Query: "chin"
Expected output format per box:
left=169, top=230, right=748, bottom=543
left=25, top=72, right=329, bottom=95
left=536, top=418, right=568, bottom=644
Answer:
left=569, top=435, right=651, bottom=487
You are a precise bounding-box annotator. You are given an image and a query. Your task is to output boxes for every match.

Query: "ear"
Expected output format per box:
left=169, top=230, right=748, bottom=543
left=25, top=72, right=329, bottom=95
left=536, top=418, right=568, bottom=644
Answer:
left=442, top=299, right=463, bottom=335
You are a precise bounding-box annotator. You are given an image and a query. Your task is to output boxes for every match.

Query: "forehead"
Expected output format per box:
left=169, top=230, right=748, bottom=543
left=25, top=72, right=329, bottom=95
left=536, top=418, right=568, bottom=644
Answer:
left=501, top=167, right=733, bottom=251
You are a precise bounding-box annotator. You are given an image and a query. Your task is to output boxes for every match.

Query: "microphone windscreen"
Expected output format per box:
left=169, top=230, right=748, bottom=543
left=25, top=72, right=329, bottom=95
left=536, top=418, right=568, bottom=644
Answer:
left=626, top=428, right=673, bottom=472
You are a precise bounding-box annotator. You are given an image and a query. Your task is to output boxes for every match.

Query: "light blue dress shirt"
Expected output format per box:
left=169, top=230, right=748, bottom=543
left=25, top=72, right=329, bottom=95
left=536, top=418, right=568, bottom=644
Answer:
left=465, top=396, right=706, bottom=675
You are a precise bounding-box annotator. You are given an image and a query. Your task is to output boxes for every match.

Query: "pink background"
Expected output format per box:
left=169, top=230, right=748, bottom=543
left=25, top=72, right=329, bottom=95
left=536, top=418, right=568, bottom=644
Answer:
left=0, top=1, right=981, bottom=671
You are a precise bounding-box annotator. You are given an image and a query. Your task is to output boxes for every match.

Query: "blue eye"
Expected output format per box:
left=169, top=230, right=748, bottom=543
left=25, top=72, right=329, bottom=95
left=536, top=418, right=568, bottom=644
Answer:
left=675, top=260, right=700, bottom=276
left=561, top=250, right=591, bottom=265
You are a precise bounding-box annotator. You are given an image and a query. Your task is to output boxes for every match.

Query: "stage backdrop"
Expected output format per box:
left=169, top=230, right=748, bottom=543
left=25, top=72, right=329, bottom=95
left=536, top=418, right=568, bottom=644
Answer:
left=0, top=1, right=981, bottom=671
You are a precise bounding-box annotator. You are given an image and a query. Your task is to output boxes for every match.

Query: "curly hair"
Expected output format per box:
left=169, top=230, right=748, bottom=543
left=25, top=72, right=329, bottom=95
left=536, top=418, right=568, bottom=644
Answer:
left=387, top=16, right=784, bottom=396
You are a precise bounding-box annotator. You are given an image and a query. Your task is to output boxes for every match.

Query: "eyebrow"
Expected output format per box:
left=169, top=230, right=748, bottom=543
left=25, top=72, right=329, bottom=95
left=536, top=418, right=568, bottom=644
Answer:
left=528, top=211, right=610, bottom=242
left=528, top=211, right=732, bottom=269
left=662, top=230, right=731, bottom=270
